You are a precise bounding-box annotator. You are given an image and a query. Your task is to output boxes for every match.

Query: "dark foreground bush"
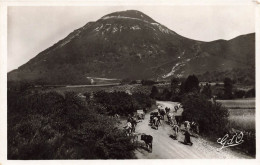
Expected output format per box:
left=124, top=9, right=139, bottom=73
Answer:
left=8, top=91, right=136, bottom=159
left=92, top=91, right=154, bottom=116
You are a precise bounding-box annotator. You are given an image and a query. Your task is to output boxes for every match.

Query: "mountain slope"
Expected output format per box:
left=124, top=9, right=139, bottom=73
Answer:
left=8, top=10, right=255, bottom=84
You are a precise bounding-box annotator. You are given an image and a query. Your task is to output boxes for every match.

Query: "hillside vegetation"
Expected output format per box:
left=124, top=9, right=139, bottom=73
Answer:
left=8, top=82, right=154, bottom=159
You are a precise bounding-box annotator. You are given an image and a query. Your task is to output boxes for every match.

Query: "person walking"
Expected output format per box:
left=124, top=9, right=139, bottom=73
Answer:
left=172, top=124, right=179, bottom=140
left=124, top=120, right=132, bottom=136
left=183, top=127, right=193, bottom=145
left=131, top=117, right=137, bottom=133
left=156, top=114, right=161, bottom=126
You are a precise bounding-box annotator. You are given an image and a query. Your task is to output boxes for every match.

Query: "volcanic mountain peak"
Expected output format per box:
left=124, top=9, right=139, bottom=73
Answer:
left=96, top=10, right=177, bottom=36
left=8, top=10, right=255, bottom=85
left=100, top=10, right=156, bottom=23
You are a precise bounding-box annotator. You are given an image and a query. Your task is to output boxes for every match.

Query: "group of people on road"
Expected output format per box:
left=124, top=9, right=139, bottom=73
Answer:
left=124, top=115, right=138, bottom=136
left=123, top=104, right=199, bottom=153
left=159, top=105, right=195, bottom=146
left=123, top=109, right=154, bottom=152
left=149, top=112, right=160, bottom=129
left=165, top=107, right=177, bottom=126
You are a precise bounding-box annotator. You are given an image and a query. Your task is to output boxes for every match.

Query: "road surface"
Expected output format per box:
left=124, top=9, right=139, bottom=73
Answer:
left=134, top=101, right=253, bottom=159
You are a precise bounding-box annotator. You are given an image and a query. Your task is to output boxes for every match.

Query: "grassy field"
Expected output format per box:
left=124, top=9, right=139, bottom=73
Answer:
left=39, top=84, right=152, bottom=94
left=217, top=98, right=255, bottom=131
left=228, top=115, right=255, bottom=131
left=34, top=84, right=170, bottom=96
left=217, top=98, right=255, bottom=109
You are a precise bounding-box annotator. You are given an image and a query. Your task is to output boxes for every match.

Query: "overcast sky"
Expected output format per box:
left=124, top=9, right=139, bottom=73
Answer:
left=8, top=5, right=255, bottom=72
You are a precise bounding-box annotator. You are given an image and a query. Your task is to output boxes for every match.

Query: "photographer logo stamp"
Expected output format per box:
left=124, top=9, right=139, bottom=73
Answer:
left=217, top=132, right=244, bottom=151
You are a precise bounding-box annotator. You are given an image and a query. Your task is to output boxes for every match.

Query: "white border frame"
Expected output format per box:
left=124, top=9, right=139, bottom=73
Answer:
left=0, top=0, right=259, bottom=165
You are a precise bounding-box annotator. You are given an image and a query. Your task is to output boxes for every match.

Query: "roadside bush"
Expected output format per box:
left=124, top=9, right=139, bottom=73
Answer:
left=93, top=91, right=135, bottom=115
left=132, top=92, right=155, bottom=109
left=92, top=91, right=154, bottom=116
left=150, top=86, right=159, bottom=99
left=183, top=75, right=199, bottom=93
left=8, top=90, right=136, bottom=159
left=170, top=78, right=181, bottom=101
left=182, top=92, right=229, bottom=136
left=201, top=83, right=212, bottom=99
left=170, top=95, right=182, bottom=102
left=159, top=88, right=171, bottom=101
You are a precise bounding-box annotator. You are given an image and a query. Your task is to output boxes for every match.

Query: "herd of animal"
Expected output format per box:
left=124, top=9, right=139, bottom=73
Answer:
left=123, top=104, right=200, bottom=153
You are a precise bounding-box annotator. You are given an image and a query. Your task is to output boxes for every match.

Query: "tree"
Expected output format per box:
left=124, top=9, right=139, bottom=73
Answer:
left=179, top=81, right=185, bottom=94
left=234, top=90, right=246, bottom=98
left=170, top=78, right=182, bottom=102
left=150, top=86, right=159, bottom=99
left=171, top=78, right=180, bottom=95
left=132, top=92, right=154, bottom=108
left=184, top=75, right=199, bottom=93
left=160, top=88, right=171, bottom=101
left=201, top=83, right=212, bottom=98
left=224, top=77, right=233, bottom=99
left=245, top=87, right=255, bottom=98
left=182, top=93, right=229, bottom=136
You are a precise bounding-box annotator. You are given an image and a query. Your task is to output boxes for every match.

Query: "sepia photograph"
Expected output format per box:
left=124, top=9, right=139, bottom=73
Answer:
left=2, top=0, right=258, bottom=161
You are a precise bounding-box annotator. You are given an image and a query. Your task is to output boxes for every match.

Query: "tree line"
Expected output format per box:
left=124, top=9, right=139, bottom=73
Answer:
left=150, top=76, right=255, bottom=101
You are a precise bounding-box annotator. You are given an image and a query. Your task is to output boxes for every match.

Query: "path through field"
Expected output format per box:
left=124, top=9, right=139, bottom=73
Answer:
left=134, top=101, right=253, bottom=159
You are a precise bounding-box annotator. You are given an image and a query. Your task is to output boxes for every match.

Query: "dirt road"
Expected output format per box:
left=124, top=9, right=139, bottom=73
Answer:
left=134, top=101, right=252, bottom=159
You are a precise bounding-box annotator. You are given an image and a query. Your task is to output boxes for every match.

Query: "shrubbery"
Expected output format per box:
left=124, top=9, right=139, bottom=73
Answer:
left=217, top=87, right=255, bottom=100
left=223, top=78, right=233, bottom=99
left=197, top=68, right=255, bottom=86
left=150, top=86, right=159, bottom=99
left=132, top=92, right=154, bottom=109
left=159, top=88, right=171, bottom=101
left=8, top=89, right=136, bottom=159
left=245, top=87, right=255, bottom=98
left=183, top=75, right=199, bottom=93
left=201, top=83, right=212, bottom=99
left=91, top=91, right=154, bottom=116
left=181, top=92, right=229, bottom=136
